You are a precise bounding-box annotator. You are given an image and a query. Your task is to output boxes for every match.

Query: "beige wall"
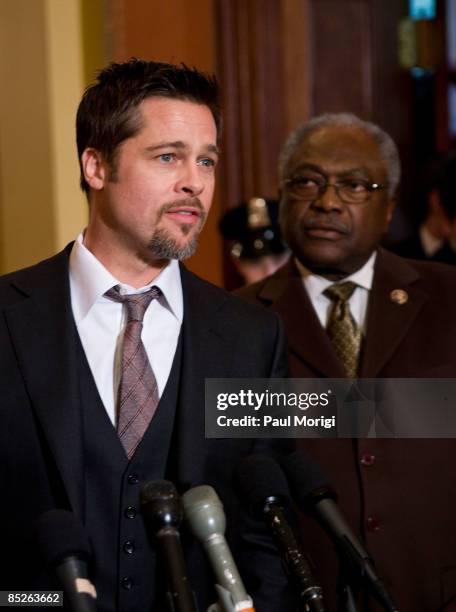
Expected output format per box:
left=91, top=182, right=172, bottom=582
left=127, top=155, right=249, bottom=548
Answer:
left=0, top=0, right=87, bottom=274
left=0, top=0, right=222, bottom=284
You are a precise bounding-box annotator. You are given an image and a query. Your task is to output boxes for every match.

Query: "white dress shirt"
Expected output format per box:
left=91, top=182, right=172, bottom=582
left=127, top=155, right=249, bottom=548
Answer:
left=419, top=224, right=443, bottom=257
left=69, top=232, right=183, bottom=425
left=419, top=224, right=456, bottom=257
left=295, top=252, right=376, bottom=334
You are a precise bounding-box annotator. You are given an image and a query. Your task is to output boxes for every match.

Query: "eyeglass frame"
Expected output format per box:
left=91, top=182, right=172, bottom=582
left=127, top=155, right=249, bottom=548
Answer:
left=282, top=173, right=386, bottom=204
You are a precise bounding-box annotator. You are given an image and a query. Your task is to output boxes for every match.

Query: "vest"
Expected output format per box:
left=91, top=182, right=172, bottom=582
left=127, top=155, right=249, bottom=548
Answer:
left=77, top=332, right=183, bottom=612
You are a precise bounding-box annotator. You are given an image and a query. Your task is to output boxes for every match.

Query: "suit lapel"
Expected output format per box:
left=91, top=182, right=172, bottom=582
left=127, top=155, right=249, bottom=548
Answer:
left=361, top=249, right=428, bottom=377
left=174, top=266, right=236, bottom=487
left=256, top=261, right=345, bottom=377
left=252, top=253, right=429, bottom=378
left=4, top=248, right=85, bottom=515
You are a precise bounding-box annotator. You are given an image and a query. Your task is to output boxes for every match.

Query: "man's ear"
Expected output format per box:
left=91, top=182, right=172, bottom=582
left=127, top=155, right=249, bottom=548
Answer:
left=81, top=148, right=107, bottom=191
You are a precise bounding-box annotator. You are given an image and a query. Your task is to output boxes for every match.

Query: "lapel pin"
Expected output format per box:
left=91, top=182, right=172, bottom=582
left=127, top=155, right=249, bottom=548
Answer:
left=390, top=289, right=408, bottom=305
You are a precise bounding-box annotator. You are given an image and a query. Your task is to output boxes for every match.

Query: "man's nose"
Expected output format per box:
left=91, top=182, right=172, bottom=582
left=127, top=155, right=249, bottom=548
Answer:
left=312, top=183, right=344, bottom=212
left=174, top=162, right=204, bottom=196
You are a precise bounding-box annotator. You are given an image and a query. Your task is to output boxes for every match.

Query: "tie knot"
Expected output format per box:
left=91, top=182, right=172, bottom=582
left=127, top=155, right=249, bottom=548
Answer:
left=105, top=285, right=161, bottom=322
left=323, top=281, right=357, bottom=303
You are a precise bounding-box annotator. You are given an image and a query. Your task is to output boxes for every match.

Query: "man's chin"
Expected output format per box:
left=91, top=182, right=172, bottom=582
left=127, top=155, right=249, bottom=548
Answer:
left=147, top=229, right=200, bottom=261
left=296, top=249, right=351, bottom=278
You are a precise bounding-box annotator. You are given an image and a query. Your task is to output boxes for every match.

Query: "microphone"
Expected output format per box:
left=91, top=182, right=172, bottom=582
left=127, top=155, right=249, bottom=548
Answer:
left=140, top=480, right=198, bottom=612
left=181, top=485, right=255, bottom=612
left=236, top=455, right=326, bottom=612
left=281, top=450, right=399, bottom=612
left=34, top=509, right=97, bottom=612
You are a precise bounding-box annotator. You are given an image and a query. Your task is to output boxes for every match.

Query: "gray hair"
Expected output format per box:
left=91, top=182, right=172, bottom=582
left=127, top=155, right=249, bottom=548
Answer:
left=278, top=113, right=401, bottom=197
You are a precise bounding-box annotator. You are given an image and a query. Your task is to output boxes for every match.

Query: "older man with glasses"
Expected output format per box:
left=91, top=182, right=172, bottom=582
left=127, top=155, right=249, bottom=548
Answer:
left=238, top=113, right=456, bottom=611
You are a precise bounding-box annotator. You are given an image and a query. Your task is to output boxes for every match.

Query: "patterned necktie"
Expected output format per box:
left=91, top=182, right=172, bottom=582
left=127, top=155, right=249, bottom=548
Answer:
left=105, top=285, right=161, bottom=458
left=323, top=281, right=361, bottom=378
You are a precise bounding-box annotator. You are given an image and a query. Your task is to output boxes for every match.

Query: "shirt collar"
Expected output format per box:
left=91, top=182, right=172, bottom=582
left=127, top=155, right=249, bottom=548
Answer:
left=295, top=251, right=377, bottom=301
left=419, top=224, right=443, bottom=257
left=69, top=232, right=183, bottom=324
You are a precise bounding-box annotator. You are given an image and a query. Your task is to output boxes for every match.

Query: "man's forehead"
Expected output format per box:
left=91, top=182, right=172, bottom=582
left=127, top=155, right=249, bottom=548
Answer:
left=291, top=125, right=384, bottom=171
left=133, top=96, right=218, bottom=146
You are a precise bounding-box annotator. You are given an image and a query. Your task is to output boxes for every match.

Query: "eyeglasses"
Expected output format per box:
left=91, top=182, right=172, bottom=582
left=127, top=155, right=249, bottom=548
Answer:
left=283, top=175, right=386, bottom=204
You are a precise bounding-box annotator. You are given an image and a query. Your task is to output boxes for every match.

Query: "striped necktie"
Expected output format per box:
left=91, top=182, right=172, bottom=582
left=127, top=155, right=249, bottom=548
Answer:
left=105, top=285, right=161, bottom=458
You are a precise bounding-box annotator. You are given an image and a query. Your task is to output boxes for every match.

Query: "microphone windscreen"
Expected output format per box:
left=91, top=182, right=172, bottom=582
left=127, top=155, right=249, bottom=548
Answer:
left=281, top=451, right=337, bottom=512
left=236, top=454, right=291, bottom=517
left=34, top=509, right=91, bottom=567
left=140, top=480, right=183, bottom=531
left=182, top=485, right=226, bottom=541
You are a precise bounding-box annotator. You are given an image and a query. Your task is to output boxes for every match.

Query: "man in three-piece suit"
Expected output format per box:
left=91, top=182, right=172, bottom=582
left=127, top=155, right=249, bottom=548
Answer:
left=0, top=59, right=293, bottom=612
left=238, top=113, right=456, bottom=611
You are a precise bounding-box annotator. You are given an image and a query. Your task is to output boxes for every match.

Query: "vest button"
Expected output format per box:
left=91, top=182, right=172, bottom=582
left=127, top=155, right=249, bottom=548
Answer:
left=360, top=452, right=375, bottom=467
left=123, top=540, right=135, bottom=554
left=121, top=577, right=133, bottom=590
left=366, top=516, right=381, bottom=532
left=128, top=473, right=139, bottom=485
left=124, top=506, right=137, bottom=519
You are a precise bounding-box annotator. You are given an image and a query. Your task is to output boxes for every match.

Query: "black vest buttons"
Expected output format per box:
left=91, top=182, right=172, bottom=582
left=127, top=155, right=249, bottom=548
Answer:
left=124, top=506, right=137, bottom=519
left=121, top=577, right=133, bottom=590
left=128, top=473, right=139, bottom=485
left=123, top=540, right=135, bottom=554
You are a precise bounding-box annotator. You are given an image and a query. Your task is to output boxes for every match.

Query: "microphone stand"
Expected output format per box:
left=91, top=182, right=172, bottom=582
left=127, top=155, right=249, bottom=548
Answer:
left=335, top=546, right=361, bottom=612
left=263, top=501, right=326, bottom=612
left=156, top=526, right=199, bottom=612
left=337, top=584, right=359, bottom=612
left=140, top=481, right=199, bottom=612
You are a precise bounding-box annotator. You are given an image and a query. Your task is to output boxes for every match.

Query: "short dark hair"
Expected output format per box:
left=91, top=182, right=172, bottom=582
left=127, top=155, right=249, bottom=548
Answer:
left=76, top=58, right=221, bottom=195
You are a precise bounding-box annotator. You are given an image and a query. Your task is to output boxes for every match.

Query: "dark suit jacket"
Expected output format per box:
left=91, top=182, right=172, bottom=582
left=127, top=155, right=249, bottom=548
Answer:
left=0, top=245, right=293, bottom=612
left=237, top=249, right=456, bottom=612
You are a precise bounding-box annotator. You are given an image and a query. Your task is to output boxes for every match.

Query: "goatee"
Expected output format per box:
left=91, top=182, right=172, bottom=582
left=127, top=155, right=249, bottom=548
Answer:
left=148, top=228, right=200, bottom=260
left=147, top=197, right=206, bottom=260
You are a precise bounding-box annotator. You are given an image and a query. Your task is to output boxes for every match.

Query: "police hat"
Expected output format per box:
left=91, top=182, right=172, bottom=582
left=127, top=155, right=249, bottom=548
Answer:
left=219, top=197, right=288, bottom=260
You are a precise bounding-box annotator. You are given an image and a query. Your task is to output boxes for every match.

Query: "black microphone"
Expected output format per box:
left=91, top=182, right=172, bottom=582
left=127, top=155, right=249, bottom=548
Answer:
left=34, top=509, right=97, bottom=612
left=140, top=480, right=198, bottom=612
left=182, top=485, right=255, bottom=612
left=236, top=455, right=326, bottom=612
left=282, top=450, right=399, bottom=612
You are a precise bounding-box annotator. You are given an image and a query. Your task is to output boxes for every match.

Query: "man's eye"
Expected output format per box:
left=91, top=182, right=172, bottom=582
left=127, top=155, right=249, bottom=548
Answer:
left=198, top=157, right=216, bottom=168
left=158, top=153, right=175, bottom=163
left=343, top=179, right=368, bottom=192
left=294, top=176, right=321, bottom=187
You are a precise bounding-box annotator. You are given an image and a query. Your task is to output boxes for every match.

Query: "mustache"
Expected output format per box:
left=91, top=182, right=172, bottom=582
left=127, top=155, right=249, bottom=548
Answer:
left=301, top=215, right=350, bottom=235
left=157, top=197, right=205, bottom=219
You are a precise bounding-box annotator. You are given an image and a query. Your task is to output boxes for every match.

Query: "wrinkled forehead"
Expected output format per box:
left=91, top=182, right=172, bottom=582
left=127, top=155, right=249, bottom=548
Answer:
left=289, top=125, right=387, bottom=178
